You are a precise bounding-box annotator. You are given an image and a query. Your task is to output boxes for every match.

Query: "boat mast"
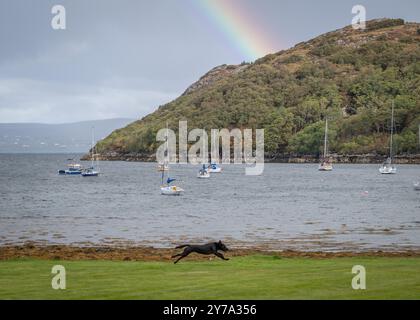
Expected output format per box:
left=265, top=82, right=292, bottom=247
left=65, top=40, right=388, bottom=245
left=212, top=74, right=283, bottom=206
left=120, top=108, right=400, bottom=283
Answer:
left=161, top=121, right=169, bottom=186
left=324, top=118, right=328, bottom=159
left=202, top=127, right=206, bottom=165
left=166, top=121, right=170, bottom=173
left=418, top=124, right=420, bottom=150
left=91, top=126, right=94, bottom=168
left=390, top=101, right=394, bottom=160
left=166, top=121, right=169, bottom=165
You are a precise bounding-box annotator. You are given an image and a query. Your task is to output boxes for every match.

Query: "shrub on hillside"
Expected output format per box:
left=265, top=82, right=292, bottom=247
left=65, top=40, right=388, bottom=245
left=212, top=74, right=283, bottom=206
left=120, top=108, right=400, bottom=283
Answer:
left=366, top=19, right=405, bottom=31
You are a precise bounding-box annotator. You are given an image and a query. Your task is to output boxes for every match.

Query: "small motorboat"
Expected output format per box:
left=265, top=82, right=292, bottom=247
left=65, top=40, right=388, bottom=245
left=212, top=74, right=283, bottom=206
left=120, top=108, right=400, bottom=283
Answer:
left=414, top=182, right=420, bottom=191
left=58, top=162, right=83, bottom=175
left=197, top=165, right=210, bottom=179
left=208, top=163, right=222, bottom=173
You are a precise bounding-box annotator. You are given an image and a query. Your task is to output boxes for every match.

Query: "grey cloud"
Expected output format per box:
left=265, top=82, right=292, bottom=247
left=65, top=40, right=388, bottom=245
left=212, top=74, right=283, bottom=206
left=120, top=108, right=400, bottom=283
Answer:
left=0, top=0, right=419, bottom=123
left=0, top=78, right=177, bottom=123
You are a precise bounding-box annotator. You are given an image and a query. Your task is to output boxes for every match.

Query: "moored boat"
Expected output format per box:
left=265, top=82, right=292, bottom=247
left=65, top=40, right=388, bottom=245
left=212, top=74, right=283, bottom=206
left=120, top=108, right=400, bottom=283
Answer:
left=160, top=122, right=184, bottom=195
left=161, top=178, right=184, bottom=196
left=82, top=127, right=100, bottom=177
left=208, top=163, right=222, bottom=173
left=81, top=167, right=99, bottom=177
left=318, top=160, right=333, bottom=171
left=380, top=101, right=397, bottom=175
left=319, top=118, right=333, bottom=171
left=58, top=161, right=82, bottom=175
left=379, top=158, right=397, bottom=174
left=197, top=164, right=210, bottom=179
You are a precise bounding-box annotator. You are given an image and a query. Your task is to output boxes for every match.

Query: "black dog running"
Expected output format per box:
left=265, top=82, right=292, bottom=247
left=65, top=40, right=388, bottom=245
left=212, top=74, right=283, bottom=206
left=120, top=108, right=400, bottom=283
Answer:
left=172, top=241, right=230, bottom=264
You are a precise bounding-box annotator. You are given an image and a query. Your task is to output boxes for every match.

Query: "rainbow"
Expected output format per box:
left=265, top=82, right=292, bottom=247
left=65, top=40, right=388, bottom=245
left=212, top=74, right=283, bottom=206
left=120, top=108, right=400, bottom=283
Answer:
left=193, top=0, right=277, bottom=61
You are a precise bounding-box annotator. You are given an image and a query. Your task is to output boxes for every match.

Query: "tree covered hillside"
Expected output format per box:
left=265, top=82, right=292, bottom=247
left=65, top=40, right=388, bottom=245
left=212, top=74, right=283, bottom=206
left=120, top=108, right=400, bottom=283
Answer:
left=96, top=19, right=420, bottom=160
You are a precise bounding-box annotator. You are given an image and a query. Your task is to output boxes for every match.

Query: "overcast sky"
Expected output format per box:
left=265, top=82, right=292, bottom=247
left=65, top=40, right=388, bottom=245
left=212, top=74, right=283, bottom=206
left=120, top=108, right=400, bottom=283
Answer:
left=0, top=0, right=419, bottom=123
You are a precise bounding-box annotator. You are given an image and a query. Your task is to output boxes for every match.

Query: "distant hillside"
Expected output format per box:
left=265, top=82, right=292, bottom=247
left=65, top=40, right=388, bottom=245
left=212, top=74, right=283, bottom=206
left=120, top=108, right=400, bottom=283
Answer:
left=0, top=118, right=135, bottom=153
left=95, top=19, right=420, bottom=161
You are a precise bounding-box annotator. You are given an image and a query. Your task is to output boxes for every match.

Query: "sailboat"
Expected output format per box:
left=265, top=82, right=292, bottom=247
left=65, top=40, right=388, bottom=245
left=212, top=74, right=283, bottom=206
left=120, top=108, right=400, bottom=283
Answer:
left=160, top=122, right=184, bottom=195
left=207, top=131, right=222, bottom=173
left=82, top=127, right=100, bottom=177
left=414, top=125, right=420, bottom=190
left=208, top=163, right=222, bottom=173
left=160, top=176, right=184, bottom=195
left=197, top=131, right=210, bottom=178
left=379, top=102, right=397, bottom=174
left=318, top=118, right=333, bottom=171
left=198, top=164, right=210, bottom=179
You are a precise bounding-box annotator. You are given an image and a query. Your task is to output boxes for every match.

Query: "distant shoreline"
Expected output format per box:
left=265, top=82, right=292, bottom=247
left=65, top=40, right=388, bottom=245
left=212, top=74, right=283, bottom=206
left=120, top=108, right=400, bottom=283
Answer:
left=2, top=152, right=420, bottom=164
left=82, top=152, right=420, bottom=164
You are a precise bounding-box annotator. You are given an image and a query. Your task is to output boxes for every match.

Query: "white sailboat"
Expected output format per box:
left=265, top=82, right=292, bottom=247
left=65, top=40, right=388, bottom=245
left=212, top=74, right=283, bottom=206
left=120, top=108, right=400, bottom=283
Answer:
left=197, top=131, right=210, bottom=179
left=414, top=125, right=420, bottom=190
left=82, top=127, right=100, bottom=177
left=207, top=132, right=222, bottom=173
left=160, top=177, right=184, bottom=195
left=160, top=122, right=184, bottom=195
left=379, top=102, right=397, bottom=174
left=208, top=163, right=222, bottom=173
left=197, top=164, right=210, bottom=179
left=318, top=118, right=333, bottom=171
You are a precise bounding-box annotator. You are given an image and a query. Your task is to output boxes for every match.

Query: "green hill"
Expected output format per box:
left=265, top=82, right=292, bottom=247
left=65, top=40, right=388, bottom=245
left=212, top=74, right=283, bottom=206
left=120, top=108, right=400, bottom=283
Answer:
left=95, top=19, right=420, bottom=162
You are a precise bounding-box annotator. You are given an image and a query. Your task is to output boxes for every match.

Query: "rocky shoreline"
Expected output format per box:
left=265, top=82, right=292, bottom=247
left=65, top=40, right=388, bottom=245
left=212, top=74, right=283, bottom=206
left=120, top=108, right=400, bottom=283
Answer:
left=1, top=244, right=420, bottom=261
left=84, top=152, right=420, bottom=164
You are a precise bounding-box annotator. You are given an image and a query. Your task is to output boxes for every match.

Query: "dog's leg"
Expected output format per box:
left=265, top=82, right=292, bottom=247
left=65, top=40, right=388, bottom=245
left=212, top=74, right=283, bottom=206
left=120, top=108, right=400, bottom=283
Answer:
left=172, top=247, right=191, bottom=260
left=174, top=248, right=193, bottom=264
left=214, top=252, right=229, bottom=261
left=174, top=252, right=191, bottom=264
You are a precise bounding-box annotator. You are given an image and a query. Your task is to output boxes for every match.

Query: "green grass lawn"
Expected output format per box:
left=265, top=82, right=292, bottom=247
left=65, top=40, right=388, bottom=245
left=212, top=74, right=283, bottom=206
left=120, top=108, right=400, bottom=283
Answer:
left=0, top=255, right=419, bottom=299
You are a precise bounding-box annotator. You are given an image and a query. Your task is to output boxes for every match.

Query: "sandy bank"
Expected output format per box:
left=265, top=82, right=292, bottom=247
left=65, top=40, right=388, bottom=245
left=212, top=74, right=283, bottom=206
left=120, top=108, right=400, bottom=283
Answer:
left=1, top=243, right=420, bottom=261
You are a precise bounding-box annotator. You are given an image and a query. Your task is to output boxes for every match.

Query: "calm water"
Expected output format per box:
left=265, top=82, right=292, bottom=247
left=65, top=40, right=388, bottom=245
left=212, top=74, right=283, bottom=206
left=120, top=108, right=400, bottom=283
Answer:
left=0, top=154, right=420, bottom=251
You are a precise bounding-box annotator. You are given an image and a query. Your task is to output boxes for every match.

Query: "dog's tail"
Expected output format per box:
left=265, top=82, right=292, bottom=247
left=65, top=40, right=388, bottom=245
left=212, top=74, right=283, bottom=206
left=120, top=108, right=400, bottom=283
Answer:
left=175, top=244, right=189, bottom=249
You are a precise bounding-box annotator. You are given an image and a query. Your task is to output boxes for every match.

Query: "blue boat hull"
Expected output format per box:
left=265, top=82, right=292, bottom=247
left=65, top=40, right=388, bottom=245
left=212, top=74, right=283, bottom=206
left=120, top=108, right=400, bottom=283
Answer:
left=81, top=172, right=99, bottom=177
left=58, top=170, right=82, bottom=175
